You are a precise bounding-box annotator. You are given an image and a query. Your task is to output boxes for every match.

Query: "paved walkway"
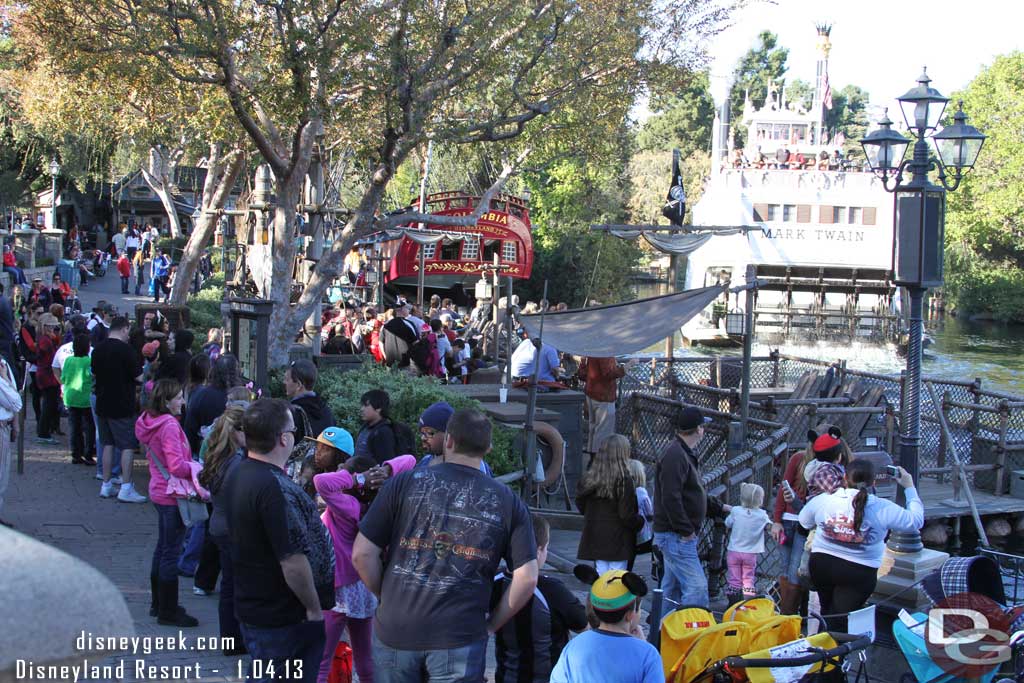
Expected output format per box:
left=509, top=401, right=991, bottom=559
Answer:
left=4, top=272, right=623, bottom=682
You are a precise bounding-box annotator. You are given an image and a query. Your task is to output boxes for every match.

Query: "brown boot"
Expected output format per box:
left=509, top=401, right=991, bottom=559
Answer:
left=778, top=576, right=804, bottom=615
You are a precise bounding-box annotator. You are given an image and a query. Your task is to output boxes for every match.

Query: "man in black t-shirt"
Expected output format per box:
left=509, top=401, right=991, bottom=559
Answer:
left=91, top=316, right=146, bottom=503
left=354, top=408, right=539, bottom=683
left=223, top=398, right=334, bottom=683
left=491, top=514, right=587, bottom=683
left=379, top=299, right=419, bottom=368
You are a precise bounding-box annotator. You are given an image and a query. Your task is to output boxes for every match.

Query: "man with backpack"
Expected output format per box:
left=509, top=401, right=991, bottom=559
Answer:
left=282, top=359, right=335, bottom=443
left=379, top=299, right=419, bottom=369
left=353, top=390, right=417, bottom=464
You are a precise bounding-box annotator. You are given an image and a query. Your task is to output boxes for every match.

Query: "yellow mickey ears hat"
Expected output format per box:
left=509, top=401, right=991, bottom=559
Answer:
left=574, top=565, right=649, bottom=612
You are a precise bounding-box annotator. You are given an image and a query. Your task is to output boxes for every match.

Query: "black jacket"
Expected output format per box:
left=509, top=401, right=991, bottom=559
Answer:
left=653, top=436, right=724, bottom=537
left=576, top=480, right=642, bottom=562
left=291, top=393, right=335, bottom=442
left=184, top=385, right=228, bottom=455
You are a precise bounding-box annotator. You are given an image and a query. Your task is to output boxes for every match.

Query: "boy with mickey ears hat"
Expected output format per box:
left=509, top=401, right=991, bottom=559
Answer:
left=652, top=406, right=730, bottom=614
left=549, top=567, right=663, bottom=683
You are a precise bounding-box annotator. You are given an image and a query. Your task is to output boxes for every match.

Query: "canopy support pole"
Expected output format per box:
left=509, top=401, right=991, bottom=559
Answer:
left=523, top=280, right=548, bottom=504
left=663, top=254, right=678, bottom=359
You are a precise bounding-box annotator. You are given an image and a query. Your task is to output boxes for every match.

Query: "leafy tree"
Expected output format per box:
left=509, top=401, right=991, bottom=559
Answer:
left=825, top=84, right=870, bottom=155
left=22, top=0, right=736, bottom=362
left=635, top=71, right=715, bottom=159
left=729, top=31, right=788, bottom=146
left=944, top=52, right=1024, bottom=321
left=785, top=78, right=814, bottom=112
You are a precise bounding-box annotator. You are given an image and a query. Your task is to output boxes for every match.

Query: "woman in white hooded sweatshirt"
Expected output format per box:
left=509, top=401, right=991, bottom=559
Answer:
left=799, top=459, right=923, bottom=631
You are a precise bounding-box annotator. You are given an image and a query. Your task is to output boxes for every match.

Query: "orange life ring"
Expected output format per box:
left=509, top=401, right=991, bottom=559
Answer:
left=533, top=420, right=565, bottom=487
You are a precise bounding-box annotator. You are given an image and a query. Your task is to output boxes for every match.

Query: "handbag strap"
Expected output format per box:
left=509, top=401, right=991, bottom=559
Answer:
left=146, top=450, right=172, bottom=482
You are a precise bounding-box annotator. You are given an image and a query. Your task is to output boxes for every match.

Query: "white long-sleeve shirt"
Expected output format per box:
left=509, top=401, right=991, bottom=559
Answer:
left=799, top=486, right=924, bottom=568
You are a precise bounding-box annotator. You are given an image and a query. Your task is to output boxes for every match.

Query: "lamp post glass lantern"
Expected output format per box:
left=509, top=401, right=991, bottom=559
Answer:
left=861, top=71, right=986, bottom=553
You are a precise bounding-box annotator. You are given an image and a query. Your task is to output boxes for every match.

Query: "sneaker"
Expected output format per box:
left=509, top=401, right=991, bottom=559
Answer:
left=99, top=481, right=116, bottom=498
left=192, top=586, right=215, bottom=596
left=35, top=437, right=58, bottom=445
left=95, top=473, right=104, bottom=481
left=117, top=486, right=147, bottom=504
left=110, top=476, right=123, bottom=486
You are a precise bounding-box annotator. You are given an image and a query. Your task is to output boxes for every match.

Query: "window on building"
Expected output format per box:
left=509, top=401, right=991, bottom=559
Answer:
left=848, top=207, right=862, bottom=225
left=420, top=243, right=436, bottom=260
left=462, top=237, right=479, bottom=260
left=483, top=240, right=500, bottom=262
left=440, top=240, right=460, bottom=260
left=783, top=205, right=796, bottom=222
left=833, top=206, right=846, bottom=224
left=502, top=241, right=517, bottom=262
left=767, top=205, right=780, bottom=221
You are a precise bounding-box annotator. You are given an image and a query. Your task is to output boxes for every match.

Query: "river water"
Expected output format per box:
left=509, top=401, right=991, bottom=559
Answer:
left=633, top=283, right=1024, bottom=396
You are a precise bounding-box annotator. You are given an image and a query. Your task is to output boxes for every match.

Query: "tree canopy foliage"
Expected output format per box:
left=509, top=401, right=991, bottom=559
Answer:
left=18, top=0, right=736, bottom=360
left=944, top=52, right=1024, bottom=321
left=728, top=30, right=788, bottom=145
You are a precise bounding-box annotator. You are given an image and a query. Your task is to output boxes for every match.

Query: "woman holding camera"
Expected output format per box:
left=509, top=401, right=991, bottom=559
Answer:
left=799, top=459, right=923, bottom=631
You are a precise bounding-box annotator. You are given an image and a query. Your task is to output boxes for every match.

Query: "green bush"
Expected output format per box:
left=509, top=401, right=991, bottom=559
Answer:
left=946, top=248, right=1024, bottom=322
left=187, top=284, right=224, bottom=336
left=269, top=363, right=520, bottom=476
left=157, top=236, right=188, bottom=261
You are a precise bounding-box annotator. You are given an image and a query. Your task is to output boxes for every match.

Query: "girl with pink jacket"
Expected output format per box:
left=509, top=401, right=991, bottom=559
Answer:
left=311, top=424, right=415, bottom=683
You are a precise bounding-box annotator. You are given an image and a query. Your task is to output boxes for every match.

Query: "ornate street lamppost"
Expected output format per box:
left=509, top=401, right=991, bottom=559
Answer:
left=48, top=156, right=61, bottom=230
left=861, top=69, right=985, bottom=552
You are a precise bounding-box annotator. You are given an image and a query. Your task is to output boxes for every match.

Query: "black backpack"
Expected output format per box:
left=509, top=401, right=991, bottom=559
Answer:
left=389, top=420, right=417, bottom=456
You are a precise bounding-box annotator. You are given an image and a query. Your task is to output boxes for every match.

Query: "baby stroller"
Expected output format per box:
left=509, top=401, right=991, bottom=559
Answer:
left=894, top=555, right=1015, bottom=683
left=658, top=597, right=870, bottom=683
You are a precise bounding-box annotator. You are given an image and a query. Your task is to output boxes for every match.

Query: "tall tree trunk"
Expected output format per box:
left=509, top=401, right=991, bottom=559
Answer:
left=140, top=146, right=185, bottom=239
left=167, top=144, right=245, bottom=305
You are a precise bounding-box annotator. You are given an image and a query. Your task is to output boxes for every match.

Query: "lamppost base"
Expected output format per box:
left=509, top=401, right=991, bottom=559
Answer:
left=887, top=530, right=924, bottom=554
left=872, top=546, right=949, bottom=610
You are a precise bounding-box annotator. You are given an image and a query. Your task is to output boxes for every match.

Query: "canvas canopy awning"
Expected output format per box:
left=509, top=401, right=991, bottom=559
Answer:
left=519, top=284, right=725, bottom=357
left=607, top=228, right=748, bottom=255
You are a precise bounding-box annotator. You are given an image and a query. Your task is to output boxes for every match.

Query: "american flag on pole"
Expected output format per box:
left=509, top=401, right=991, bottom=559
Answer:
left=823, top=71, right=833, bottom=110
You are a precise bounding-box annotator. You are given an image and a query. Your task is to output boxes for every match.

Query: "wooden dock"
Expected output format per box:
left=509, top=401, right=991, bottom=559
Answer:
left=918, top=477, right=1024, bottom=520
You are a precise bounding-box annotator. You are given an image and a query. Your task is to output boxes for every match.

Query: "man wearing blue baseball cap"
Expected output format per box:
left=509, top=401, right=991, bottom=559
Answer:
left=653, top=406, right=730, bottom=613
left=416, top=401, right=492, bottom=476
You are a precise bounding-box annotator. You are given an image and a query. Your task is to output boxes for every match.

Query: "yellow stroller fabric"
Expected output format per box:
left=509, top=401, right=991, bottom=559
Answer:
left=748, top=615, right=803, bottom=652
left=667, top=621, right=751, bottom=683
left=741, top=631, right=840, bottom=683
left=660, top=608, right=717, bottom=679
left=722, top=598, right=779, bottom=626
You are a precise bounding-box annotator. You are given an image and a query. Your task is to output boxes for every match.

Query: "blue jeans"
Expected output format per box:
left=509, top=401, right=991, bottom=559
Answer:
left=178, top=519, right=206, bottom=576
left=373, top=632, right=487, bottom=683
left=241, top=619, right=325, bottom=683
left=91, top=394, right=120, bottom=479
left=152, top=503, right=186, bottom=581
left=655, top=531, right=709, bottom=614
left=782, top=523, right=805, bottom=584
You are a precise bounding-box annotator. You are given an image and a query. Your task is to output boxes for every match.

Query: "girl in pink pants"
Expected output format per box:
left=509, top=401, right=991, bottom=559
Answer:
left=725, top=482, right=771, bottom=602
left=314, top=449, right=416, bottom=683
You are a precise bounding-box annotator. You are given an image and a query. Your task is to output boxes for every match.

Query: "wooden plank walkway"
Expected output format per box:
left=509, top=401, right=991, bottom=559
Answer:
left=918, top=478, right=1024, bottom=520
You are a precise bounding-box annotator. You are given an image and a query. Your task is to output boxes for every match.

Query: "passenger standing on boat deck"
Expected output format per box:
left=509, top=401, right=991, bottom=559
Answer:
left=652, top=406, right=730, bottom=613
left=577, top=355, right=634, bottom=455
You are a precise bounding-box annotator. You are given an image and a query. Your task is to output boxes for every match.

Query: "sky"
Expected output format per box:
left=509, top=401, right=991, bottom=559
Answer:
left=705, top=0, right=1020, bottom=119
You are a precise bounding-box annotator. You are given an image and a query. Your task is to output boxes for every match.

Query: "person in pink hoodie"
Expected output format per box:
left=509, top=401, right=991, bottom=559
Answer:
left=312, top=424, right=415, bottom=683
left=135, top=378, right=205, bottom=628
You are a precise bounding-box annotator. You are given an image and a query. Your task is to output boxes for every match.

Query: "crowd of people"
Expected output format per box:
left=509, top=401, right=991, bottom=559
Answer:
left=0, top=272, right=928, bottom=683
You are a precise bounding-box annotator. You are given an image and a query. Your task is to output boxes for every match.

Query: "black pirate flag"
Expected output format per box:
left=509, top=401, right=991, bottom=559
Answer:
left=662, top=148, right=686, bottom=226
